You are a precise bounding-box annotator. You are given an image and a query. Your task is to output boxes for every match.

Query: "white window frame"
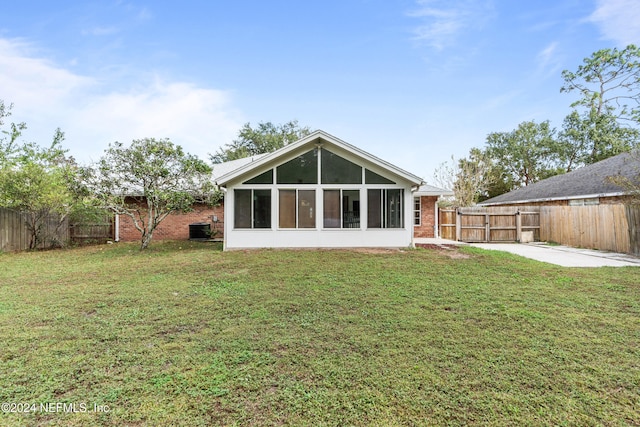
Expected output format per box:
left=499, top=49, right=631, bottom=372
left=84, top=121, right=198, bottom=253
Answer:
left=414, top=197, right=421, bottom=226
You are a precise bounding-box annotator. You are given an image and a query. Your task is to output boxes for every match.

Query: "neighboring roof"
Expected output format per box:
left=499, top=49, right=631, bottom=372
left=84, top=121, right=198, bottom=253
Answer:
left=211, top=153, right=269, bottom=181
left=214, top=129, right=424, bottom=186
left=415, top=184, right=454, bottom=196
left=479, top=151, right=639, bottom=206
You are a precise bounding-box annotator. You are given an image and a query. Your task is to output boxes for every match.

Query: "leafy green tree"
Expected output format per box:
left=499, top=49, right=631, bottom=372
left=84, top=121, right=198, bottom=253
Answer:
left=211, top=120, right=311, bottom=163
left=485, top=120, right=566, bottom=189
left=85, top=138, right=219, bottom=250
left=559, top=109, right=639, bottom=166
left=561, top=45, right=640, bottom=123
left=0, top=104, right=79, bottom=249
left=560, top=45, right=640, bottom=164
left=0, top=101, right=26, bottom=163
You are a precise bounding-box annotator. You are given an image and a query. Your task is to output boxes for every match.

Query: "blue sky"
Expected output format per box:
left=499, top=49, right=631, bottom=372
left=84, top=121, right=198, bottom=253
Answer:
left=1, top=0, right=639, bottom=184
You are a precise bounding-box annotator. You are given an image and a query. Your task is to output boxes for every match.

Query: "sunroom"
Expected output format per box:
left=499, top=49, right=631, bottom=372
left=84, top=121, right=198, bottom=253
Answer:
left=215, top=130, right=424, bottom=249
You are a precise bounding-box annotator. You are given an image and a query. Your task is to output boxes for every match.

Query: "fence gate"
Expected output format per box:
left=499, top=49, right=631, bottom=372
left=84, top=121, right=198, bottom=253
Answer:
left=439, top=207, right=540, bottom=243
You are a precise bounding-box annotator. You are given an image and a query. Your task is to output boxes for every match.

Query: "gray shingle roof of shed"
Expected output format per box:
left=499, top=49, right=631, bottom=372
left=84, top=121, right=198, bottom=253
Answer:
left=479, top=151, right=639, bottom=206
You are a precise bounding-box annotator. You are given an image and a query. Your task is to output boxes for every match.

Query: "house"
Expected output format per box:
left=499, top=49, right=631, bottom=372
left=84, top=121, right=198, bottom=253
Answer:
left=476, top=151, right=640, bottom=255
left=116, top=130, right=453, bottom=248
left=479, top=151, right=639, bottom=207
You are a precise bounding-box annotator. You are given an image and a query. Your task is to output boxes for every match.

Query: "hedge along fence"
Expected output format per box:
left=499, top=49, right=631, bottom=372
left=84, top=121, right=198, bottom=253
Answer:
left=0, top=207, right=69, bottom=252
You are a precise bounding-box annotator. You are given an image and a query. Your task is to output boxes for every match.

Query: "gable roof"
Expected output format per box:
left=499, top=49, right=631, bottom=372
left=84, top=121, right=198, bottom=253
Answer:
left=479, top=151, right=639, bottom=206
left=214, top=129, right=424, bottom=187
left=415, top=183, right=454, bottom=197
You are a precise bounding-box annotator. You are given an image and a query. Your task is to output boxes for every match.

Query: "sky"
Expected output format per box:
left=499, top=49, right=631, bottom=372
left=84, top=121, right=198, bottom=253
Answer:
left=1, top=0, right=639, bottom=184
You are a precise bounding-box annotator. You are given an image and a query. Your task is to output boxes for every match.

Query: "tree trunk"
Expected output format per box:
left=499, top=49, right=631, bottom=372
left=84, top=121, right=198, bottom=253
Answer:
left=140, top=230, right=154, bottom=250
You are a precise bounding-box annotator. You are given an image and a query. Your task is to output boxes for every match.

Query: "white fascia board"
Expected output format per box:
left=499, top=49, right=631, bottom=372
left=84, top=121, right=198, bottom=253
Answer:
left=478, top=191, right=627, bottom=206
left=215, top=131, right=324, bottom=186
left=215, top=129, right=424, bottom=187
left=414, top=190, right=454, bottom=197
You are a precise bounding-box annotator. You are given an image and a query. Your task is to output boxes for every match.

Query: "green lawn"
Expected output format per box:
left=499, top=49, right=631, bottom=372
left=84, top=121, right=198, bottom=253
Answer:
left=0, top=242, right=638, bottom=426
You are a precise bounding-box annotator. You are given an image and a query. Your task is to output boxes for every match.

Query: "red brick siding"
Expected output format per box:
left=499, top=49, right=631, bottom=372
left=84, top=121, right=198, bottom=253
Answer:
left=413, top=196, right=438, bottom=238
left=118, top=202, right=224, bottom=242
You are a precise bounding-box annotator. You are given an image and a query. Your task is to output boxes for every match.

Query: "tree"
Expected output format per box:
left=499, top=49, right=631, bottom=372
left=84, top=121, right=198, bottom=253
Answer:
left=561, top=45, right=640, bottom=123
left=559, top=109, right=639, bottom=166
left=85, top=138, right=219, bottom=250
left=211, top=120, right=311, bottom=163
left=433, top=148, right=494, bottom=206
left=484, top=120, right=567, bottom=190
left=0, top=101, right=26, bottom=163
left=0, top=101, right=81, bottom=249
left=560, top=45, right=640, bottom=164
left=605, top=150, right=640, bottom=205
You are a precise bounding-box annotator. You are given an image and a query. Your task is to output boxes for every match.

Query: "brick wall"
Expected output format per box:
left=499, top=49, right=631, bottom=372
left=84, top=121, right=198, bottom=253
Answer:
left=118, top=202, right=224, bottom=242
left=413, top=196, right=438, bottom=238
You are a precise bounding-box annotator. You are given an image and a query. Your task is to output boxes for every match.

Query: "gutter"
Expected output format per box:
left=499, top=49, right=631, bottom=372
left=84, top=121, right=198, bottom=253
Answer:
left=478, top=191, right=627, bottom=206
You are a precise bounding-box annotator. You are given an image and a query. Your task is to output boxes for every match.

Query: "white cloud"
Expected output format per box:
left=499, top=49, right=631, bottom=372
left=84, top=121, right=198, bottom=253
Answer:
left=535, top=41, right=562, bottom=78
left=0, top=37, right=243, bottom=163
left=589, top=0, right=640, bottom=46
left=408, top=0, right=494, bottom=50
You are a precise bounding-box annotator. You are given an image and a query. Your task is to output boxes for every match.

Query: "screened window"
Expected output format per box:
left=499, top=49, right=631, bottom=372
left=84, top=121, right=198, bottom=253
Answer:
left=365, top=169, right=395, bottom=184
left=244, top=169, right=273, bottom=184
left=234, top=189, right=271, bottom=229
left=321, top=150, right=362, bottom=184
left=414, top=197, right=421, bottom=226
left=279, top=189, right=316, bottom=228
left=276, top=150, right=318, bottom=184
left=367, top=189, right=404, bottom=229
left=323, top=190, right=360, bottom=228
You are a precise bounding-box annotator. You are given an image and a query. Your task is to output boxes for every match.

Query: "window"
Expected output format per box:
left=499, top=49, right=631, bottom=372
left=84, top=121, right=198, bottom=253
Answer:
left=279, top=190, right=316, bottom=228
left=244, top=169, right=273, bottom=184
left=569, top=198, right=600, bottom=206
left=365, top=169, right=395, bottom=184
left=234, top=189, right=271, bottom=229
left=367, top=189, right=404, bottom=229
left=276, top=150, right=318, bottom=184
left=414, top=197, right=421, bottom=226
left=321, top=150, right=362, bottom=184
left=323, top=190, right=360, bottom=228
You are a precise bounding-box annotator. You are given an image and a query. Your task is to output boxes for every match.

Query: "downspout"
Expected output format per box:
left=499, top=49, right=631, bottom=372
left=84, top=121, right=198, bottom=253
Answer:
left=218, top=186, right=227, bottom=250
left=434, top=196, right=440, bottom=239
left=114, top=214, right=120, bottom=242
left=410, top=183, right=422, bottom=248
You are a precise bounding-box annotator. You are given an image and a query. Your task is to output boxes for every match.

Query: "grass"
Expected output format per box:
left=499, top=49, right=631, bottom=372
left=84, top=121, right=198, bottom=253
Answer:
left=0, top=241, right=639, bottom=426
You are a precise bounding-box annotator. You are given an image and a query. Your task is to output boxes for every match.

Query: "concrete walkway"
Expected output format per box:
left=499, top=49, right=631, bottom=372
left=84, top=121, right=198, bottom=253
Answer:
left=415, top=238, right=640, bottom=267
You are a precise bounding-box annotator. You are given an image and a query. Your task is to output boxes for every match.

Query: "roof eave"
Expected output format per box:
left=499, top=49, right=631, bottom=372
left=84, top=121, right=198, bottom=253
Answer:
left=215, top=130, right=423, bottom=186
left=478, top=191, right=628, bottom=206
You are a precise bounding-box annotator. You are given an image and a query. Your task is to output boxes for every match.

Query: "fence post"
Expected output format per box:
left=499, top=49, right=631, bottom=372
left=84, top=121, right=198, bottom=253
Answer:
left=455, top=209, right=461, bottom=242
left=516, top=210, right=522, bottom=242
left=484, top=213, right=490, bottom=242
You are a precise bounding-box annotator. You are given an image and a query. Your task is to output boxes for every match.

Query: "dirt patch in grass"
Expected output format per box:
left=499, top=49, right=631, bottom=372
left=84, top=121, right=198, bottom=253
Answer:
left=416, top=243, right=472, bottom=259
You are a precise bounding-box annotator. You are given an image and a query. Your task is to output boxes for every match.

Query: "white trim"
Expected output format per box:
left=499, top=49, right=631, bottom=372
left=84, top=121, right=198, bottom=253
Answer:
left=215, top=130, right=424, bottom=187
left=114, top=214, right=120, bottom=242
left=478, top=191, right=627, bottom=206
left=413, top=197, right=421, bottom=226
left=434, top=198, right=439, bottom=238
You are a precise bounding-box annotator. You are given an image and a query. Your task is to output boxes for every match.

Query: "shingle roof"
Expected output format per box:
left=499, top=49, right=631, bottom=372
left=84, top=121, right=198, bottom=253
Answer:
left=211, top=154, right=269, bottom=181
left=479, top=151, right=639, bottom=206
left=415, top=184, right=454, bottom=196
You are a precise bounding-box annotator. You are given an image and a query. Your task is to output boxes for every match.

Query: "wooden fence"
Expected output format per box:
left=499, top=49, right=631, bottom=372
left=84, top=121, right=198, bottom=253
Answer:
left=539, top=205, right=633, bottom=254
left=69, top=218, right=114, bottom=245
left=439, top=206, right=540, bottom=243
left=440, top=204, right=640, bottom=256
left=0, top=207, right=69, bottom=252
